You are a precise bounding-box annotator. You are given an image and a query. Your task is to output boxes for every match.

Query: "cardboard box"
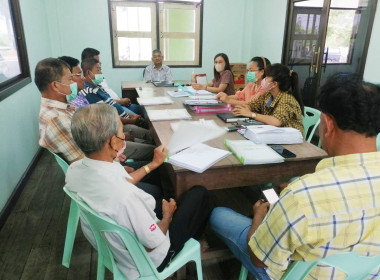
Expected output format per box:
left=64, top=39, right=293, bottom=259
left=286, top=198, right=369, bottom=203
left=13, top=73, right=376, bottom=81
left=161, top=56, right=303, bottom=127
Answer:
left=231, top=63, right=247, bottom=91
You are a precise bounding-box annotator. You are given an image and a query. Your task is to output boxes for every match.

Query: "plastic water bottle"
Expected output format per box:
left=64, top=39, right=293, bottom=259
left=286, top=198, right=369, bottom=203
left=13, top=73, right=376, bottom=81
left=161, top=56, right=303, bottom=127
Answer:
left=191, top=69, right=196, bottom=83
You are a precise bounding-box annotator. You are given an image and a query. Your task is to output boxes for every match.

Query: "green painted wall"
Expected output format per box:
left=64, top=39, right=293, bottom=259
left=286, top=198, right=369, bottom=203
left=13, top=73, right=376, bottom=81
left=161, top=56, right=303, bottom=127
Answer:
left=0, top=0, right=52, bottom=211
left=1, top=0, right=379, bottom=213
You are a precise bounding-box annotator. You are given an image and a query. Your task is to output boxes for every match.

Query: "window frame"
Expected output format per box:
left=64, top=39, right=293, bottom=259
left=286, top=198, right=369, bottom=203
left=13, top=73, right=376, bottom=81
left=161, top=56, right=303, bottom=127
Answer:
left=0, top=0, right=31, bottom=102
left=108, top=0, right=203, bottom=68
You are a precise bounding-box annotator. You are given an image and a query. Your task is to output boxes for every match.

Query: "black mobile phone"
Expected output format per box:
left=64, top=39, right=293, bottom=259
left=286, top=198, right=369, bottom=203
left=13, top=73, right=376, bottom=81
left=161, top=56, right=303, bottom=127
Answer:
left=225, top=126, right=239, bottom=132
left=271, top=145, right=296, bottom=158
left=261, top=188, right=279, bottom=204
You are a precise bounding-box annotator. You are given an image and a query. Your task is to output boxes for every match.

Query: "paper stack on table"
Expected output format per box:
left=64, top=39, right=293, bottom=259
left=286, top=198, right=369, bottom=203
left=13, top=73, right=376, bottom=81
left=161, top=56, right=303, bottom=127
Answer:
left=170, top=119, right=220, bottom=131
left=167, top=90, right=190, bottom=98
left=146, top=109, right=192, bottom=121
left=137, top=96, right=173, bottom=106
left=224, top=139, right=284, bottom=165
left=166, top=121, right=229, bottom=173
left=244, top=125, right=304, bottom=144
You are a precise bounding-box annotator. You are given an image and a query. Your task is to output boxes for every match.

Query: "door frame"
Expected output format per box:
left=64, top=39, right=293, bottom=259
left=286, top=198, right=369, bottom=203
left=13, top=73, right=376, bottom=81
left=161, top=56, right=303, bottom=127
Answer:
left=281, top=0, right=378, bottom=106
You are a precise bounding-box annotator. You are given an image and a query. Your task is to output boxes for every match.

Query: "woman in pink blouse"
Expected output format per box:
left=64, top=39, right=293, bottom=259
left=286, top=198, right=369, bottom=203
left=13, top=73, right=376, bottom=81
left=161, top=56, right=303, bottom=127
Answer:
left=192, top=53, right=235, bottom=95
left=216, top=57, right=271, bottom=105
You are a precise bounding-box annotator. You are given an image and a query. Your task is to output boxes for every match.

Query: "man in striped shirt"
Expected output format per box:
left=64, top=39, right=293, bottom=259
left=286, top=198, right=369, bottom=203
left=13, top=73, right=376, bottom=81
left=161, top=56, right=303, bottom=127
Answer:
left=210, top=73, right=380, bottom=279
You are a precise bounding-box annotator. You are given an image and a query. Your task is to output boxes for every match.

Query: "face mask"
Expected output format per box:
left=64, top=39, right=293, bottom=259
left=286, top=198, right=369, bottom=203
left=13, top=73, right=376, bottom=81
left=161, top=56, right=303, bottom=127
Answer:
left=116, top=140, right=126, bottom=158
left=246, top=72, right=257, bottom=83
left=91, top=72, right=104, bottom=85
left=215, top=64, right=225, bottom=72
left=261, top=78, right=274, bottom=91
left=56, top=81, right=78, bottom=101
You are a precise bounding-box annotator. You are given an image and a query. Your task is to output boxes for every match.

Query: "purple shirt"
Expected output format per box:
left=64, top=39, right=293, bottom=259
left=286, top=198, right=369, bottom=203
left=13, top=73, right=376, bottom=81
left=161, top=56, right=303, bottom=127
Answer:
left=69, top=94, right=90, bottom=109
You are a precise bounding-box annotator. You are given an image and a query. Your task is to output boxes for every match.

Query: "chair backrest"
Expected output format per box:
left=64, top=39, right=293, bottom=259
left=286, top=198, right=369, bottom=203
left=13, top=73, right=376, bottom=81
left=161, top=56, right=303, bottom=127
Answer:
left=377, top=133, right=380, bottom=151
left=282, top=252, right=380, bottom=280
left=62, top=186, right=161, bottom=279
left=48, top=149, right=69, bottom=174
left=302, top=106, right=321, bottom=143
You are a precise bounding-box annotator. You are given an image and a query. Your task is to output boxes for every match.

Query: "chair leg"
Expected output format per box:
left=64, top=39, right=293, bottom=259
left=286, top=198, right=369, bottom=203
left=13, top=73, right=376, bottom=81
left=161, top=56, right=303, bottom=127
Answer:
left=62, top=200, right=80, bottom=268
left=238, top=265, right=248, bottom=280
left=97, top=262, right=106, bottom=280
left=194, top=253, right=203, bottom=280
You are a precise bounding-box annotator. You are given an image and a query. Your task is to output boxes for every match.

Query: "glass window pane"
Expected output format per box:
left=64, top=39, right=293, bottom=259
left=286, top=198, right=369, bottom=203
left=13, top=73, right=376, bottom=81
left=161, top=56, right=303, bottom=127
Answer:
left=118, top=37, right=152, bottom=61
left=116, top=6, right=151, bottom=32
left=164, top=9, right=195, bottom=33
left=295, top=0, right=323, bottom=8
left=0, top=0, right=21, bottom=83
left=165, top=38, right=194, bottom=61
left=325, top=9, right=356, bottom=63
left=330, top=0, right=360, bottom=8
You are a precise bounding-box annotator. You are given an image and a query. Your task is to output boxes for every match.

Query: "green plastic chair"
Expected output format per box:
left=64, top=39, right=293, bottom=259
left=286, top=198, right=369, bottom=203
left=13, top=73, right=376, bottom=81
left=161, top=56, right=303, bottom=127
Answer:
left=377, top=133, right=380, bottom=151
left=238, top=252, right=380, bottom=280
left=302, top=106, right=321, bottom=143
left=47, top=149, right=80, bottom=269
left=63, top=186, right=203, bottom=280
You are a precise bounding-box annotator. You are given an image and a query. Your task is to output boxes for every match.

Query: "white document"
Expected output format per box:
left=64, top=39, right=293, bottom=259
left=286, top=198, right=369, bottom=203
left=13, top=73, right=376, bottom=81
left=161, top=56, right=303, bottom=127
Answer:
left=168, top=143, right=230, bottom=173
left=224, top=139, right=284, bottom=165
left=183, top=86, right=213, bottom=95
left=189, top=95, right=216, bottom=100
left=137, top=97, right=173, bottom=106
left=170, top=119, right=220, bottom=131
left=183, top=99, right=221, bottom=105
left=167, top=90, right=190, bottom=98
left=146, top=109, right=192, bottom=121
left=168, top=121, right=226, bottom=155
left=244, top=125, right=304, bottom=144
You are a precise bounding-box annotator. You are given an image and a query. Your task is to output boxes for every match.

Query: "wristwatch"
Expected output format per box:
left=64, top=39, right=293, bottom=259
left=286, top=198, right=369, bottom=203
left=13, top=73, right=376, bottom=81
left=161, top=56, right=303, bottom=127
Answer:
left=251, top=112, right=257, bottom=119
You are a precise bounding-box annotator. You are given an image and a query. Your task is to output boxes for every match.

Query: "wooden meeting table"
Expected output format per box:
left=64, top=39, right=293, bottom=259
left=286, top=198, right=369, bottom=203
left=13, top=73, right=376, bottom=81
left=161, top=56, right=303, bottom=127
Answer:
left=121, top=81, right=328, bottom=198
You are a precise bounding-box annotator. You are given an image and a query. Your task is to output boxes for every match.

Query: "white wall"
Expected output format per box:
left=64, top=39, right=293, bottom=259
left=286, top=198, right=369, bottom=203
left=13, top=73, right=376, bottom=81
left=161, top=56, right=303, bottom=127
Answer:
left=364, top=3, right=380, bottom=84
left=0, top=0, right=52, bottom=211
left=45, top=0, right=251, bottom=96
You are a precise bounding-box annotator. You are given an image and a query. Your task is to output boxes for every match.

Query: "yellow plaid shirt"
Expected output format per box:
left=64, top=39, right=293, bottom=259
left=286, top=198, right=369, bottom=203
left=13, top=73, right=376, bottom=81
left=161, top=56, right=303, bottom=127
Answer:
left=249, top=152, right=380, bottom=280
left=39, top=98, right=82, bottom=162
left=247, top=91, right=304, bottom=135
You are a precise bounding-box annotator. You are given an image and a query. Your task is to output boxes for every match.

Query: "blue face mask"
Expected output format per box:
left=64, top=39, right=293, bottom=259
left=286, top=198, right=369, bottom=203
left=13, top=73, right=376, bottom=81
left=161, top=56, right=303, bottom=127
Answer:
left=247, top=71, right=257, bottom=82
left=56, top=81, right=78, bottom=101
left=90, top=71, right=104, bottom=85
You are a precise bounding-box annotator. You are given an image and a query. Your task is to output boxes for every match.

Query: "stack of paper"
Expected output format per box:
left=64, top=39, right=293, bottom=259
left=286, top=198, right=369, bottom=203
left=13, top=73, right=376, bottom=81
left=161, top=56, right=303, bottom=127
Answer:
left=167, top=90, right=190, bottom=98
left=168, top=143, right=230, bottom=173
left=244, top=125, right=304, bottom=144
left=146, top=109, right=192, bottom=121
left=224, top=139, right=284, bottom=165
left=137, top=97, right=173, bottom=106
left=183, top=99, right=222, bottom=106
left=181, top=86, right=213, bottom=96
left=170, top=119, right=220, bottom=131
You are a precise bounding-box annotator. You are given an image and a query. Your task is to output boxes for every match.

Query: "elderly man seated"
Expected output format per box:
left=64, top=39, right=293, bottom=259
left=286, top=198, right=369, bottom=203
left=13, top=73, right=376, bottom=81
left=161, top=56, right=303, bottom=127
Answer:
left=66, top=104, right=213, bottom=279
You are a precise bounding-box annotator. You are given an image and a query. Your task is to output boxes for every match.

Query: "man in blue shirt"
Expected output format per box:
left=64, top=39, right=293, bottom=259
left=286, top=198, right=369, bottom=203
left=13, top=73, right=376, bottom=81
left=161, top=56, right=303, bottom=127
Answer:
left=80, top=58, right=154, bottom=148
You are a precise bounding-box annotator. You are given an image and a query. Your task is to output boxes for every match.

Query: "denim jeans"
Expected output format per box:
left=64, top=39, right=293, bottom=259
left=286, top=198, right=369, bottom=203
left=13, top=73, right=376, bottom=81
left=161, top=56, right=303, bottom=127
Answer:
left=124, top=103, right=143, bottom=116
left=209, top=207, right=271, bottom=280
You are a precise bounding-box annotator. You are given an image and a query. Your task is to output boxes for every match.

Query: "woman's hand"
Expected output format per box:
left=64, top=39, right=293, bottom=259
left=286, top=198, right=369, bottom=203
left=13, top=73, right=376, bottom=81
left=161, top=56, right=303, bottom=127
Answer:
left=191, top=83, right=206, bottom=90
left=232, top=104, right=252, bottom=117
left=216, top=92, right=228, bottom=102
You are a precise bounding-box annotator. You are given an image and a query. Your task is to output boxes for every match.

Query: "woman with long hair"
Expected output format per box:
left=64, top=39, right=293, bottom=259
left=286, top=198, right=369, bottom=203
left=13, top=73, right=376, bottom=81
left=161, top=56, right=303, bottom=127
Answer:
left=232, top=63, right=304, bottom=134
left=192, top=53, right=235, bottom=95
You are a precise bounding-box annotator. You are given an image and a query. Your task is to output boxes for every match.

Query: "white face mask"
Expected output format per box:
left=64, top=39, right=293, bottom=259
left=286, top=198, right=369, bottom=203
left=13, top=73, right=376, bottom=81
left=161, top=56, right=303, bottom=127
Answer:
left=215, top=64, right=225, bottom=72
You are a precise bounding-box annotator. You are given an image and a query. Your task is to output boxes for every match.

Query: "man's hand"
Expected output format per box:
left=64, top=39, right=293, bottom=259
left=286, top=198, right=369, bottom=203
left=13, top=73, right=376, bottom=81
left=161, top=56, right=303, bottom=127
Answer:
left=162, top=198, right=177, bottom=221
left=124, top=166, right=135, bottom=173
left=129, top=114, right=142, bottom=124
left=216, top=92, right=228, bottom=102
left=232, top=104, right=252, bottom=117
left=117, top=98, right=131, bottom=107
left=151, top=145, right=168, bottom=168
left=118, top=154, right=126, bottom=163
left=253, top=200, right=270, bottom=221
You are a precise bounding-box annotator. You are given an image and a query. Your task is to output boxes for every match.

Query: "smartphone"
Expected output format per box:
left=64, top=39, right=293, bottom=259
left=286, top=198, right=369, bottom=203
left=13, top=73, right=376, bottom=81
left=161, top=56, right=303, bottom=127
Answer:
left=225, top=126, right=239, bottom=132
left=261, top=188, right=279, bottom=204
left=271, top=145, right=296, bottom=158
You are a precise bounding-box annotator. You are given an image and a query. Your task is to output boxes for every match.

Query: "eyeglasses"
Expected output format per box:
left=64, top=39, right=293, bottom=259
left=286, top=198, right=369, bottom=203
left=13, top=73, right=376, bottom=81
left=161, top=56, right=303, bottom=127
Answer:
left=115, top=135, right=125, bottom=141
